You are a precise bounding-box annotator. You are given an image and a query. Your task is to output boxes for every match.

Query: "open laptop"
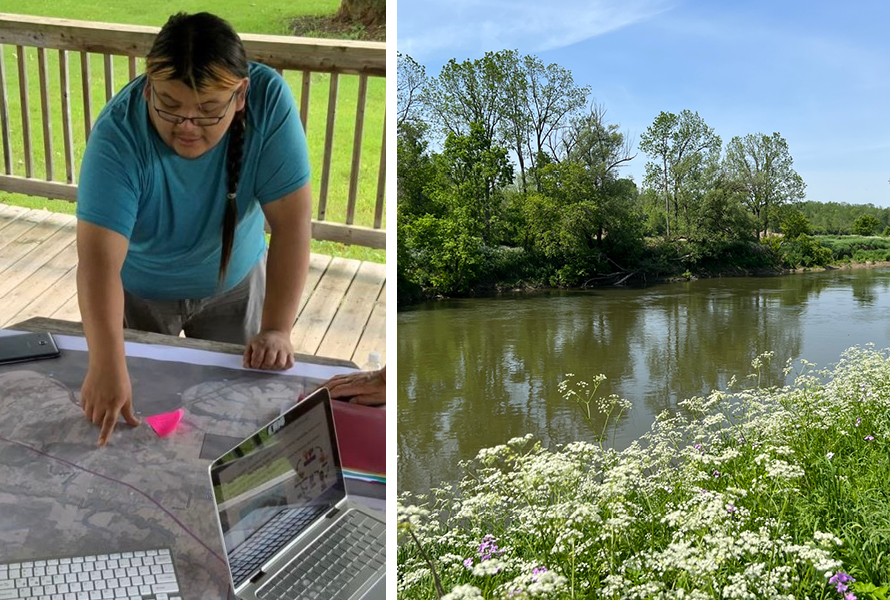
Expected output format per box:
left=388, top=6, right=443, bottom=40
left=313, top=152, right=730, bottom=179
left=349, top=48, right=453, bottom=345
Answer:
left=208, top=387, right=386, bottom=600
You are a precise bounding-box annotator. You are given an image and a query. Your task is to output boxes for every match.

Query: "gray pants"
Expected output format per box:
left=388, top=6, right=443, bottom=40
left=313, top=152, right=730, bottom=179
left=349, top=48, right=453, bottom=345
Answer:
left=123, top=254, right=266, bottom=345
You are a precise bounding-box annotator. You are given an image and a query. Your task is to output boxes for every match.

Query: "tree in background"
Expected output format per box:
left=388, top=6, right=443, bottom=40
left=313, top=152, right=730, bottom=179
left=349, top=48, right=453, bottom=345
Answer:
left=493, top=50, right=533, bottom=193
left=640, top=110, right=721, bottom=240
left=397, top=53, right=426, bottom=129
left=397, top=121, right=438, bottom=218
left=422, top=53, right=505, bottom=142
left=724, top=132, right=806, bottom=239
left=780, top=209, right=813, bottom=239
left=437, top=122, right=514, bottom=246
left=853, top=213, right=881, bottom=236
left=397, top=122, right=513, bottom=297
left=796, top=201, right=890, bottom=235
left=698, top=171, right=757, bottom=242
left=420, top=50, right=589, bottom=194
left=562, top=103, right=637, bottom=244
left=520, top=54, right=589, bottom=188
left=399, top=207, right=485, bottom=295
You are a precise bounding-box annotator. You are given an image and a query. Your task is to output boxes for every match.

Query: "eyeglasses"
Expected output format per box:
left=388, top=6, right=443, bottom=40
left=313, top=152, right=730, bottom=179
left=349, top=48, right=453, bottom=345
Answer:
left=151, top=86, right=237, bottom=127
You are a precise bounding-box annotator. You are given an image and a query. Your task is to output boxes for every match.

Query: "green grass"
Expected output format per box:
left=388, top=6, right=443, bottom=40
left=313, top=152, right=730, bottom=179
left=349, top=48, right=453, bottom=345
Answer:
left=0, top=0, right=336, bottom=38
left=0, top=1, right=385, bottom=262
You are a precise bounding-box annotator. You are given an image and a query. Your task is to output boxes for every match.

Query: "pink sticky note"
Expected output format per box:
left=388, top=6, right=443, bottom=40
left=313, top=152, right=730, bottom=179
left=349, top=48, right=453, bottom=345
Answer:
left=145, top=409, right=183, bottom=437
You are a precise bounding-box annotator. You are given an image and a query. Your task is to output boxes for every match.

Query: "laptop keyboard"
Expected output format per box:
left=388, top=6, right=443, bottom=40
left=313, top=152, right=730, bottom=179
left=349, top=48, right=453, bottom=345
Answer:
left=230, top=505, right=328, bottom=585
left=0, top=548, right=181, bottom=600
left=256, top=511, right=385, bottom=600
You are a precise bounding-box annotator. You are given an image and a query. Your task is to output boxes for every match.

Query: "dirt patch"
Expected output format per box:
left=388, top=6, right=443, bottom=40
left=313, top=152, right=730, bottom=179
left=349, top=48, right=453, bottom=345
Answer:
left=290, top=14, right=385, bottom=42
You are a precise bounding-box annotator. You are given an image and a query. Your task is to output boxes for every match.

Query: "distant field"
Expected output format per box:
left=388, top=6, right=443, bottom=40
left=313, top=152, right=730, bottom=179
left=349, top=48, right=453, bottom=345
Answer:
left=0, top=1, right=385, bottom=263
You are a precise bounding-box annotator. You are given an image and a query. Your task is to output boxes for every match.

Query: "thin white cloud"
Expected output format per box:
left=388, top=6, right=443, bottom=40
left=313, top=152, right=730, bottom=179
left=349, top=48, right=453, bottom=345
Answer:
left=399, top=0, right=672, bottom=60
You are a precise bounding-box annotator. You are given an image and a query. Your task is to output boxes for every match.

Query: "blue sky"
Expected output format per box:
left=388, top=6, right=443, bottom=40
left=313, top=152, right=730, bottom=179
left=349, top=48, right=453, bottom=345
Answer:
left=398, top=0, right=890, bottom=207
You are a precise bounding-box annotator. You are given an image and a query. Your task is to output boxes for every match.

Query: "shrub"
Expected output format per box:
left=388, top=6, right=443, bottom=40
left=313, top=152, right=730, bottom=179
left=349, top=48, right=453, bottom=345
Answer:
left=852, top=249, right=890, bottom=263
left=781, top=234, right=832, bottom=268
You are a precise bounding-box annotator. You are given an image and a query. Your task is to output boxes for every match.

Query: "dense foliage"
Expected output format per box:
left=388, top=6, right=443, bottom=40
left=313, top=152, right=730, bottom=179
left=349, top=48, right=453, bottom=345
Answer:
left=798, top=202, right=890, bottom=235
left=398, top=52, right=888, bottom=304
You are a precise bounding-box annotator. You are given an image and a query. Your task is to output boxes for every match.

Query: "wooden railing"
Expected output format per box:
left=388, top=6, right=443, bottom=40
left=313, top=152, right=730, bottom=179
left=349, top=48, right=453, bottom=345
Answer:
left=0, top=13, right=386, bottom=248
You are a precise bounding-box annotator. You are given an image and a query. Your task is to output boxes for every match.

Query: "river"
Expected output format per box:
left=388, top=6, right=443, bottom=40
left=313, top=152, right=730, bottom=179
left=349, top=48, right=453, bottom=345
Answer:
left=397, top=267, right=890, bottom=495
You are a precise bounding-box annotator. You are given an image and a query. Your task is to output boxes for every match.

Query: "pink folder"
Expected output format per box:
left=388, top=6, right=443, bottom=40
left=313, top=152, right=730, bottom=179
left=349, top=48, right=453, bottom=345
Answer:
left=331, top=401, right=385, bottom=477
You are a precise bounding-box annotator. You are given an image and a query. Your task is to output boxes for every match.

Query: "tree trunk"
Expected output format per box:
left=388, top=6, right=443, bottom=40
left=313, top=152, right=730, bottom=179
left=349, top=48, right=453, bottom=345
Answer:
left=337, top=0, right=385, bottom=26
left=516, top=145, right=527, bottom=195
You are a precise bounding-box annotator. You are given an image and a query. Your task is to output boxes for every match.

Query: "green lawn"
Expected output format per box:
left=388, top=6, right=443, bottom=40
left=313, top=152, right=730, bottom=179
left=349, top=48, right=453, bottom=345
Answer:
left=0, top=1, right=385, bottom=263
left=0, top=0, right=335, bottom=35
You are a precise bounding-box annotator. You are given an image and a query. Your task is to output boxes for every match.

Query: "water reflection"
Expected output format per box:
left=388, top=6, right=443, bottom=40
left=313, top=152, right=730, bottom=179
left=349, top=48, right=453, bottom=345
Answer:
left=397, top=267, right=890, bottom=495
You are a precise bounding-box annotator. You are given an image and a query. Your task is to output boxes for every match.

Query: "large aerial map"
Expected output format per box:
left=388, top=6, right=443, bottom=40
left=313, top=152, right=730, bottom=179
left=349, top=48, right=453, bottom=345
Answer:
left=0, top=334, right=381, bottom=599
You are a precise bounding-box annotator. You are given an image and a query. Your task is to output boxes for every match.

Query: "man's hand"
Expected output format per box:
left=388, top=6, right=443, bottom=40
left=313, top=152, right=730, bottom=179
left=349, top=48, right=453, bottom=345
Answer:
left=244, top=329, right=295, bottom=370
left=317, top=366, right=386, bottom=406
left=80, top=363, right=140, bottom=447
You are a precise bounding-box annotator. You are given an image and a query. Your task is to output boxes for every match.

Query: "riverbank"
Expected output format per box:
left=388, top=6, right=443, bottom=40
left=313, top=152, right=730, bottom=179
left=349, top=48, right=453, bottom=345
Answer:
left=399, top=258, right=890, bottom=307
left=399, top=235, right=890, bottom=306
left=669, top=258, right=890, bottom=282
left=398, top=346, right=890, bottom=598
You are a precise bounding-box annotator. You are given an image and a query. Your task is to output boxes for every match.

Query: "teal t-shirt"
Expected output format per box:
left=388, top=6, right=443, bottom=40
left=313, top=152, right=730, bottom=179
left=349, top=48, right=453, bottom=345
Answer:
left=77, top=62, right=310, bottom=300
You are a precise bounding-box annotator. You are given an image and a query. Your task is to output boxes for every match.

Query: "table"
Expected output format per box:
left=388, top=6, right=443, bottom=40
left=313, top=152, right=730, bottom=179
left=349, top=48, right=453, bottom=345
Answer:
left=0, top=318, right=383, bottom=599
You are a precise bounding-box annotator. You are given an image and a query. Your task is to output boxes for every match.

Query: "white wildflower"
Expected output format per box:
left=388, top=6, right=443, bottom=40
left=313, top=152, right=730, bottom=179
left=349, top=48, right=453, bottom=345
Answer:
left=442, top=584, right=484, bottom=600
left=526, top=570, right=568, bottom=596
left=472, top=558, right=507, bottom=577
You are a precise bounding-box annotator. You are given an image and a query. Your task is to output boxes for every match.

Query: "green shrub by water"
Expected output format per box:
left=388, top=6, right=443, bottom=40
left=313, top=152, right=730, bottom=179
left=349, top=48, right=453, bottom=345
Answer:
left=398, top=348, right=890, bottom=599
left=851, top=249, right=890, bottom=263
left=777, top=234, right=833, bottom=268
left=816, top=236, right=890, bottom=261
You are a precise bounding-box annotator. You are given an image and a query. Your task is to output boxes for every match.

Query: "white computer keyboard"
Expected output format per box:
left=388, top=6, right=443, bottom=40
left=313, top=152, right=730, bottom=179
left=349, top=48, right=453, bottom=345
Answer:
left=0, top=548, right=181, bottom=600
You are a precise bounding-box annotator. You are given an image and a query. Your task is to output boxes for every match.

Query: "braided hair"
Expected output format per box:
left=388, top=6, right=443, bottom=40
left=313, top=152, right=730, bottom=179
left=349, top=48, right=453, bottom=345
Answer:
left=145, top=12, right=249, bottom=281
left=223, top=109, right=246, bottom=280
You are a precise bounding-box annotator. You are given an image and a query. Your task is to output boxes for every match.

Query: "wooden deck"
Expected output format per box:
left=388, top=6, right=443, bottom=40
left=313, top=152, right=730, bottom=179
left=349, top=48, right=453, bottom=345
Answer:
left=0, top=203, right=386, bottom=365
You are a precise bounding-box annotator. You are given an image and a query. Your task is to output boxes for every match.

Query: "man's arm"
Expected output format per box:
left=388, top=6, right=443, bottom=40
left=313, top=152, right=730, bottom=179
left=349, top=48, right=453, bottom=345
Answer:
left=244, top=182, right=312, bottom=369
left=261, top=182, right=312, bottom=332
left=77, top=220, right=128, bottom=364
left=76, top=219, right=140, bottom=445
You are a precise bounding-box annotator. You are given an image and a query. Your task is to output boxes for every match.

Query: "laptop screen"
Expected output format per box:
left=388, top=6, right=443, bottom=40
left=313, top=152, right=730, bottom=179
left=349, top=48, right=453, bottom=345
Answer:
left=209, top=389, right=346, bottom=588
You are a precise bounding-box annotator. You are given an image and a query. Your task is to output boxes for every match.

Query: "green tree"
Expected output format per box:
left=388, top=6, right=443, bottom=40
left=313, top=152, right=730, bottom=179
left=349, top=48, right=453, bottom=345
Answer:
left=781, top=210, right=813, bottom=239
left=494, top=50, right=533, bottom=193
left=724, top=132, right=806, bottom=239
left=528, top=160, right=598, bottom=258
left=639, top=110, right=722, bottom=240
left=438, top=122, right=514, bottom=246
left=563, top=103, right=637, bottom=243
left=699, top=174, right=757, bottom=241
left=853, top=213, right=881, bottom=236
left=397, top=120, right=512, bottom=297
left=400, top=208, right=485, bottom=295
left=397, top=121, right=439, bottom=218
left=421, top=50, right=589, bottom=195
left=422, top=53, right=505, bottom=142
left=519, top=54, right=589, bottom=190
